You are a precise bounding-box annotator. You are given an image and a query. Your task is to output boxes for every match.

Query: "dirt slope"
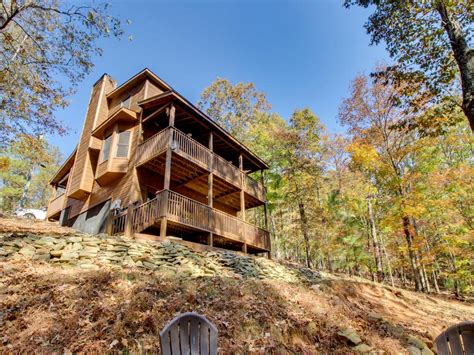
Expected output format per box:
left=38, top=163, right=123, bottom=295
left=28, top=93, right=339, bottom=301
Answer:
left=0, top=217, right=472, bottom=354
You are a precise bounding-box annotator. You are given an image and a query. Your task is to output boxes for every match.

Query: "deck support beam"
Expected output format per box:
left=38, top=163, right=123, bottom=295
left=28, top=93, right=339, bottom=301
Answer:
left=207, top=132, right=214, bottom=247
left=261, top=169, right=268, bottom=230
left=125, top=203, right=134, bottom=237
left=160, top=103, right=175, bottom=238
left=239, top=154, right=245, bottom=222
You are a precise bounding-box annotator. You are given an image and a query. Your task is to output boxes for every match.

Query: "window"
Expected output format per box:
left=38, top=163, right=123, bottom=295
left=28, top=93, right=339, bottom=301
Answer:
left=56, top=186, right=66, bottom=196
left=116, top=130, right=131, bottom=158
left=121, top=96, right=131, bottom=109
left=102, top=134, right=113, bottom=162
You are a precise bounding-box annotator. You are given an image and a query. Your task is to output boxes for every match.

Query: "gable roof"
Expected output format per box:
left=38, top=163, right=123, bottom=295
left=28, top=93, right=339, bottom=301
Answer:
left=106, top=68, right=173, bottom=99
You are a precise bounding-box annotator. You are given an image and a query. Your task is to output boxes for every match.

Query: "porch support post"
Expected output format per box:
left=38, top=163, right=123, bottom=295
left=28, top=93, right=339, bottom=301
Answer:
left=208, top=132, right=213, bottom=208
left=125, top=203, right=134, bottom=237
left=208, top=132, right=214, bottom=246
left=106, top=209, right=114, bottom=235
left=261, top=169, right=268, bottom=230
left=239, top=154, right=245, bottom=222
left=160, top=103, right=175, bottom=238
left=138, top=108, right=144, bottom=144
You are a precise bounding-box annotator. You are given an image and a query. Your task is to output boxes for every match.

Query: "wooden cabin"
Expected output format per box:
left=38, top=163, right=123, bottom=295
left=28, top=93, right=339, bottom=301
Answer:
left=47, top=69, right=271, bottom=256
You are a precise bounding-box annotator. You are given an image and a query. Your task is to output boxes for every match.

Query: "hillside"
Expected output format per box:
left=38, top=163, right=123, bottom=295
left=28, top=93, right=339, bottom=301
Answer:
left=0, top=217, right=472, bottom=354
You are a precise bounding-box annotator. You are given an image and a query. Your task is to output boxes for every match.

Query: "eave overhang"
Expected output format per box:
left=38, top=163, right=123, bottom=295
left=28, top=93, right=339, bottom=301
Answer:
left=49, top=147, right=77, bottom=185
left=91, top=107, right=138, bottom=138
left=138, top=91, right=270, bottom=171
left=106, top=68, right=173, bottom=100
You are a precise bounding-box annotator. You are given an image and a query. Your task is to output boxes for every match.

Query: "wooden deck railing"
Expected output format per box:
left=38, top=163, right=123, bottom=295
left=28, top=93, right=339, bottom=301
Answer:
left=136, top=129, right=170, bottom=166
left=167, top=190, right=212, bottom=231
left=111, top=209, right=128, bottom=235
left=213, top=154, right=241, bottom=187
left=136, top=127, right=265, bottom=202
left=172, top=129, right=210, bottom=169
left=47, top=193, right=66, bottom=218
left=244, top=175, right=265, bottom=201
left=132, top=194, right=163, bottom=232
left=131, top=190, right=270, bottom=250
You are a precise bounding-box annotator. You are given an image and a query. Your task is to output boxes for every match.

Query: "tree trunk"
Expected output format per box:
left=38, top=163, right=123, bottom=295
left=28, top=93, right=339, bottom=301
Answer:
left=315, top=184, right=333, bottom=272
left=367, top=197, right=383, bottom=282
left=402, top=216, right=422, bottom=291
left=421, top=262, right=431, bottom=293
left=298, top=201, right=311, bottom=268
left=436, top=2, right=474, bottom=131
left=380, top=235, right=395, bottom=288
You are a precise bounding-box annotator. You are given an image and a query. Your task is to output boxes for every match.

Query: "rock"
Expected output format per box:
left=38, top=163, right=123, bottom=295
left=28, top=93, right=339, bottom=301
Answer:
left=67, top=236, right=82, bottom=243
left=338, top=327, right=362, bottom=345
left=19, top=245, right=36, bottom=256
left=367, top=312, right=384, bottom=322
left=354, top=344, right=373, bottom=353
left=71, top=242, right=83, bottom=251
left=61, top=251, right=79, bottom=261
left=387, top=323, right=405, bottom=337
left=408, top=346, right=422, bottom=355
left=79, top=263, right=99, bottom=270
left=50, top=250, right=63, bottom=257
left=407, top=335, right=429, bottom=350
left=33, top=253, right=51, bottom=261
left=407, top=335, right=433, bottom=355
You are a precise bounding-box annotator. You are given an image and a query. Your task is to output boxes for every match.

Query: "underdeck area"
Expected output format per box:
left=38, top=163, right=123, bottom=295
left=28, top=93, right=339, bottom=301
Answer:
left=137, top=151, right=262, bottom=215
left=140, top=219, right=267, bottom=255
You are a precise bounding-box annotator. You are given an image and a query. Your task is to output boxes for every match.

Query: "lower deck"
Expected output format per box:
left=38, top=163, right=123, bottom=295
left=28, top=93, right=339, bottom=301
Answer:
left=113, top=189, right=271, bottom=255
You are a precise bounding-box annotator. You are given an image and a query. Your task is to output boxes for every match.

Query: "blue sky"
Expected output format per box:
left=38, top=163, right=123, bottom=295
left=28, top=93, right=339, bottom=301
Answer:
left=50, top=0, right=388, bottom=158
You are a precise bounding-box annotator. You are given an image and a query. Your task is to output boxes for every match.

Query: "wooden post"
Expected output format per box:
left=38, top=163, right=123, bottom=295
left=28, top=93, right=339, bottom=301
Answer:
left=169, top=102, right=175, bottom=126
left=138, top=109, right=144, bottom=144
left=124, top=203, right=134, bottom=237
left=261, top=169, right=269, bottom=230
left=239, top=154, right=245, bottom=221
left=160, top=103, right=175, bottom=238
left=106, top=209, right=114, bottom=235
left=208, top=132, right=214, bottom=246
left=242, top=243, right=247, bottom=253
left=208, top=132, right=213, bottom=208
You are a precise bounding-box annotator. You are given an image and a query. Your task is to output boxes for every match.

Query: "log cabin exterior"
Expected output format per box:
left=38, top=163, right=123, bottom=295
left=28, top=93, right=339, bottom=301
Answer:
left=47, top=69, right=271, bottom=255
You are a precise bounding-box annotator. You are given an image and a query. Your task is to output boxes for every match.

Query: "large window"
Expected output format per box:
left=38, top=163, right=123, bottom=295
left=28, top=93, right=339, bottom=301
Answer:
left=116, top=130, right=131, bottom=158
left=101, top=134, right=113, bottom=162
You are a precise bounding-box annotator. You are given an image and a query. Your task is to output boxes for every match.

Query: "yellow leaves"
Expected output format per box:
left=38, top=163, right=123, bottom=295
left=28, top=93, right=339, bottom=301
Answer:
left=0, top=157, right=10, bottom=172
left=346, top=141, right=382, bottom=172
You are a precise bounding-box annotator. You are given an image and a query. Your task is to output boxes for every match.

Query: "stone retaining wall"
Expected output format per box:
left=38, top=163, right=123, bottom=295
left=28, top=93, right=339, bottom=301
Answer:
left=0, top=233, right=322, bottom=282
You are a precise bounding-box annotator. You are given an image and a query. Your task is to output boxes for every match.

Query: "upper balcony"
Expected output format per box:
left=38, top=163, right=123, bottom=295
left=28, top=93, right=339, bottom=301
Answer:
left=136, top=127, right=265, bottom=203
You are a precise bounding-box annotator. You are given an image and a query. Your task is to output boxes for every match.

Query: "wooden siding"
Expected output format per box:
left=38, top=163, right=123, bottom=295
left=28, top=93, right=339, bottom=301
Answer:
left=67, top=75, right=116, bottom=200
left=46, top=193, right=66, bottom=218
left=146, top=81, right=164, bottom=99
left=67, top=79, right=146, bottom=219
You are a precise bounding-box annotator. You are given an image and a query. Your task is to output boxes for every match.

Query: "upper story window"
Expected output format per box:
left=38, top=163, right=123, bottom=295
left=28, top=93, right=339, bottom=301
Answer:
left=116, top=130, right=131, bottom=158
left=121, top=96, right=131, bottom=109
left=56, top=186, right=66, bottom=196
left=101, top=133, right=113, bottom=162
